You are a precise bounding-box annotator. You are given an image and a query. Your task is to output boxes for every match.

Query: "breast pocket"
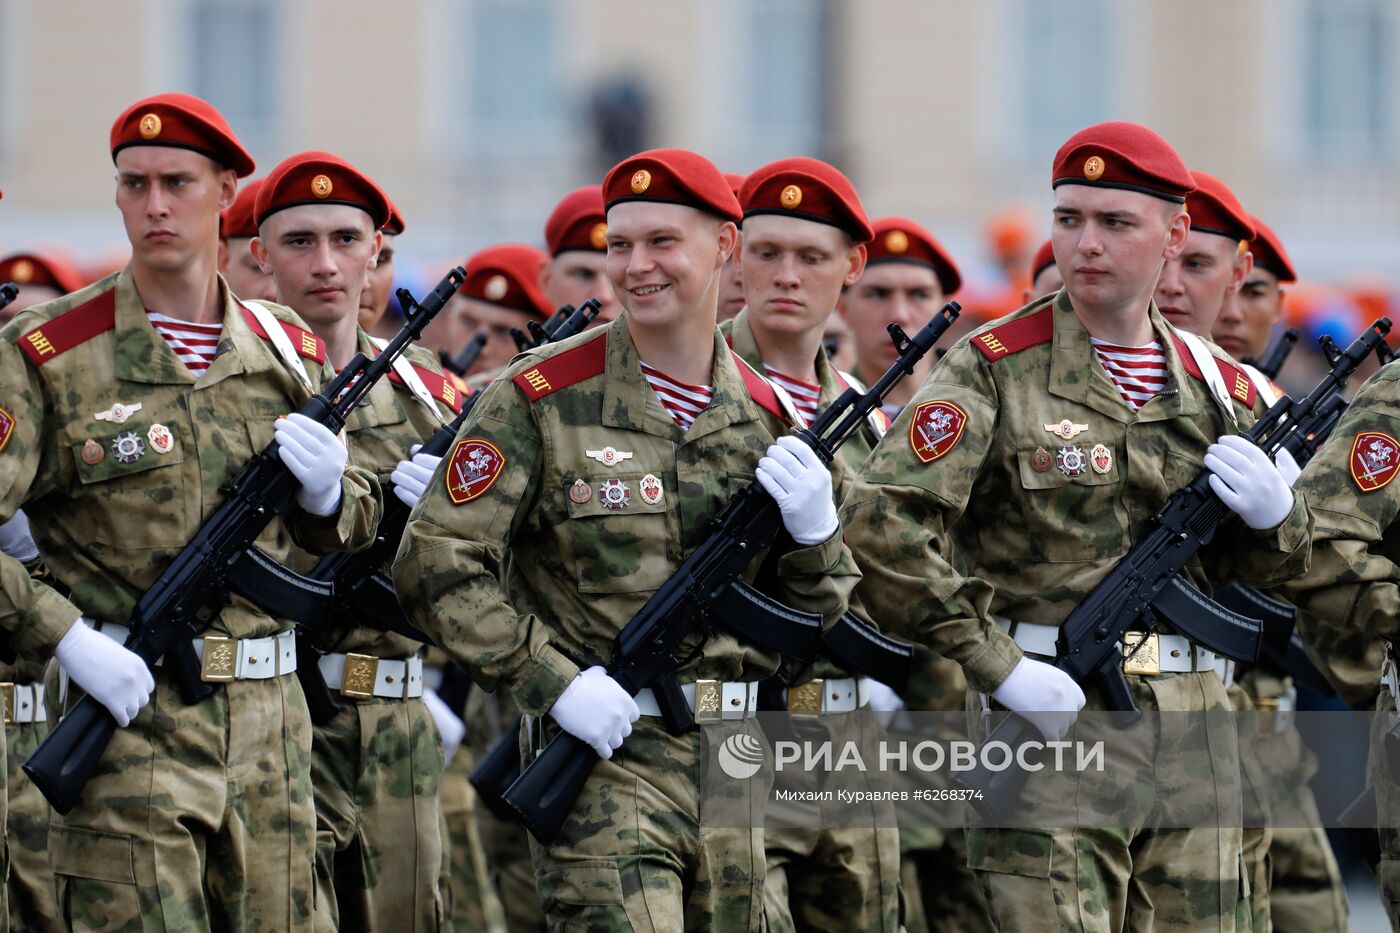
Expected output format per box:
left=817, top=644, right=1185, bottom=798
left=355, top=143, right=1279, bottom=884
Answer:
left=70, top=420, right=189, bottom=549
left=562, top=472, right=673, bottom=595
left=1015, top=444, right=1122, bottom=563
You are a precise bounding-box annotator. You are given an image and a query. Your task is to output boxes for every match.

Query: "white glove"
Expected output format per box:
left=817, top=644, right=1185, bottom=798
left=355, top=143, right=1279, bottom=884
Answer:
left=0, top=510, right=39, bottom=562
left=991, top=657, right=1086, bottom=742
left=54, top=618, right=155, bottom=728
left=274, top=413, right=347, bottom=517
left=423, top=688, right=465, bottom=765
left=547, top=666, right=640, bottom=760
left=1205, top=434, right=1295, bottom=530
left=1274, top=447, right=1302, bottom=487
left=756, top=435, right=839, bottom=545
left=391, top=450, right=442, bottom=510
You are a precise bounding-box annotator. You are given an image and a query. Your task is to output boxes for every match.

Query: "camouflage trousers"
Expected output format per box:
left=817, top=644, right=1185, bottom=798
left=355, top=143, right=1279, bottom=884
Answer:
left=311, top=695, right=446, bottom=932
left=967, top=670, right=1246, bottom=932
left=762, top=710, right=900, bottom=933
left=899, top=827, right=993, bottom=933
left=438, top=741, right=506, bottom=932
left=1230, top=682, right=1272, bottom=933
left=524, top=715, right=768, bottom=932
left=47, top=669, right=316, bottom=932
left=6, top=712, right=55, bottom=933
left=1371, top=687, right=1400, bottom=931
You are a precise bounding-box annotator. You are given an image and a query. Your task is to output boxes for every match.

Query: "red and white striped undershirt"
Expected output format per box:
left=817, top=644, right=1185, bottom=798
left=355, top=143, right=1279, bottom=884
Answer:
left=147, top=311, right=222, bottom=374
left=763, top=366, right=820, bottom=425
left=1091, top=337, right=1168, bottom=411
left=640, top=361, right=713, bottom=429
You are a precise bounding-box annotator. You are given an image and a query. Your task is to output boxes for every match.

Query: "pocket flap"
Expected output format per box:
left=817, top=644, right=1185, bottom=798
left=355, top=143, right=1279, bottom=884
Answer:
left=538, top=858, right=624, bottom=907
left=50, top=825, right=137, bottom=884
left=965, top=827, right=1053, bottom=879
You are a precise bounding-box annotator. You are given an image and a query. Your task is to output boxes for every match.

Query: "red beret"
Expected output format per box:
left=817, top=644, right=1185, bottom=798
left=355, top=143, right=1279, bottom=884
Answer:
left=723, top=173, right=745, bottom=200
left=1248, top=216, right=1296, bottom=283
left=740, top=157, right=873, bottom=243
left=255, top=151, right=391, bottom=229
left=219, top=178, right=264, bottom=239
left=0, top=252, right=84, bottom=294
left=865, top=217, right=962, bottom=294
left=1052, top=121, right=1194, bottom=204
left=382, top=198, right=406, bottom=236
left=544, top=185, right=607, bottom=256
left=1030, top=239, right=1056, bottom=282
left=460, top=243, right=552, bottom=318
left=110, top=93, right=254, bottom=177
left=1185, top=171, right=1254, bottom=242
left=603, top=149, right=741, bottom=223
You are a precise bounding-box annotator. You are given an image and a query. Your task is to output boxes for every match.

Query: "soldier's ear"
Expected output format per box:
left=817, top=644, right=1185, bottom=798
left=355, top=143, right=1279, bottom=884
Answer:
left=217, top=169, right=238, bottom=212
left=716, top=221, right=738, bottom=269
left=249, top=236, right=274, bottom=276
left=1162, top=208, right=1190, bottom=260
left=844, top=242, right=867, bottom=287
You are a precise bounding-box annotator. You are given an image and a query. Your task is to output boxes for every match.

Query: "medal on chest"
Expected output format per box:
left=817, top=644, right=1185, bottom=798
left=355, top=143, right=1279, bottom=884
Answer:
left=147, top=423, right=175, bottom=455
left=569, top=478, right=593, bottom=504
left=1090, top=443, right=1113, bottom=474
left=1055, top=444, right=1086, bottom=477
left=111, top=430, right=146, bottom=464
left=639, top=473, right=664, bottom=505
left=1031, top=447, right=1053, bottom=472
left=599, top=478, right=631, bottom=510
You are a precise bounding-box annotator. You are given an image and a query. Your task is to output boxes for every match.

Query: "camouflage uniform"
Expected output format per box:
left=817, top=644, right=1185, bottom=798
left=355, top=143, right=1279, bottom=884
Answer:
left=0, top=653, right=56, bottom=933
left=842, top=291, right=1311, bottom=932
left=296, top=330, right=458, bottom=932
left=1227, top=681, right=1272, bottom=932
left=1278, top=360, right=1400, bottom=930
left=393, top=315, right=859, bottom=930
left=0, top=268, right=381, bottom=931
left=723, top=309, right=900, bottom=932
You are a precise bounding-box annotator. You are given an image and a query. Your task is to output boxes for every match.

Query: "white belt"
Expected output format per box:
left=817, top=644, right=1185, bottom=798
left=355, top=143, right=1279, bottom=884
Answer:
left=1213, top=656, right=1237, bottom=689
left=995, top=618, right=1221, bottom=675
left=92, top=621, right=296, bottom=681
left=1, top=682, right=46, bottom=724
left=634, top=679, right=760, bottom=721
left=319, top=653, right=424, bottom=700
left=1383, top=658, right=1399, bottom=699
left=781, top=676, right=874, bottom=714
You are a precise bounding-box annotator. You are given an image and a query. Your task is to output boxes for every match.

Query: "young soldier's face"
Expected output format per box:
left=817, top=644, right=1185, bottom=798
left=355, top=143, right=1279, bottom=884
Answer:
left=115, top=147, right=236, bottom=274
left=358, top=234, right=396, bottom=332
left=541, top=251, right=620, bottom=325
left=1051, top=184, right=1187, bottom=318
left=605, top=201, right=735, bottom=330
left=717, top=243, right=747, bottom=321
left=252, top=204, right=381, bottom=328
left=840, top=262, right=944, bottom=374
left=1213, top=266, right=1283, bottom=360
left=738, top=214, right=865, bottom=340
left=221, top=236, right=278, bottom=302
left=1028, top=264, right=1065, bottom=302
left=455, top=297, right=540, bottom=375
left=1153, top=231, right=1251, bottom=336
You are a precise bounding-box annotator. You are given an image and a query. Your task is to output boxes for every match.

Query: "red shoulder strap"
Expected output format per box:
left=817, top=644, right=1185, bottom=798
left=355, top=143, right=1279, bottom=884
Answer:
left=1167, top=332, right=1257, bottom=407
left=731, top=351, right=790, bottom=424
left=388, top=363, right=466, bottom=414
left=512, top=333, right=608, bottom=402
left=972, top=306, right=1054, bottom=361
left=239, top=306, right=327, bottom=364
left=17, top=290, right=117, bottom=365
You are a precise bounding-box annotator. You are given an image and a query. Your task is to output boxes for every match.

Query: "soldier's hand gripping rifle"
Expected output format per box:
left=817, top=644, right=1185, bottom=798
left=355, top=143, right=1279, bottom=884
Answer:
left=440, top=331, right=488, bottom=378
left=24, top=268, right=467, bottom=815
left=957, top=318, right=1393, bottom=820
left=291, top=300, right=602, bottom=724
left=482, top=303, right=960, bottom=843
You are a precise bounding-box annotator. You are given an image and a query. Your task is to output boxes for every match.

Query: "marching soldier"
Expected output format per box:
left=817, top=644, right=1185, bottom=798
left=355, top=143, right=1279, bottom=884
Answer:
left=422, top=244, right=553, bottom=381
left=217, top=177, right=277, bottom=303
left=0, top=93, right=381, bottom=931
left=248, top=151, right=460, bottom=932
left=0, top=252, right=85, bottom=325
left=394, top=148, right=859, bottom=929
left=718, top=172, right=748, bottom=322
left=360, top=199, right=406, bottom=338
left=540, top=185, right=621, bottom=325
left=841, top=121, right=1308, bottom=931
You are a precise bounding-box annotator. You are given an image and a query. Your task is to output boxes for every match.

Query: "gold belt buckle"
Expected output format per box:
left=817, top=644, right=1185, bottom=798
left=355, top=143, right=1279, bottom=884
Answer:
left=693, top=679, right=722, bottom=723
left=787, top=678, right=824, bottom=717
left=201, top=636, right=237, bottom=682
left=1122, top=632, right=1161, bottom=676
left=0, top=683, right=14, bottom=725
left=341, top=653, right=379, bottom=699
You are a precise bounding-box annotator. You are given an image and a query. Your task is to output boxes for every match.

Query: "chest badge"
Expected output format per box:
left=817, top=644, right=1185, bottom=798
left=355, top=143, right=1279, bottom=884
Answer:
left=94, top=401, right=144, bottom=425
left=81, top=438, right=105, bottom=465
left=1351, top=431, right=1400, bottom=493
left=599, top=478, right=631, bottom=510
left=1045, top=419, right=1088, bottom=441
left=111, top=430, right=146, bottom=464
left=639, top=473, right=664, bottom=505
left=1090, top=443, right=1113, bottom=474
left=1055, top=445, right=1086, bottom=477
left=1031, top=447, right=1053, bottom=472
left=586, top=446, right=633, bottom=467
left=569, top=478, right=593, bottom=504
left=147, top=423, right=175, bottom=455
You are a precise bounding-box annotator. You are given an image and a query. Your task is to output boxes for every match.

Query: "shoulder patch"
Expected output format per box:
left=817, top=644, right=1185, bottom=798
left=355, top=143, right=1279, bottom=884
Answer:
left=511, top=334, right=607, bottom=402
left=910, top=400, right=967, bottom=463
left=972, top=306, right=1053, bottom=361
left=17, top=290, right=117, bottom=365
left=0, top=406, right=13, bottom=453
left=390, top=363, right=466, bottom=414
left=239, top=306, right=327, bottom=364
left=730, top=351, right=791, bottom=425
left=445, top=438, right=506, bottom=504
left=1167, top=333, right=1257, bottom=407
left=1350, top=431, right=1400, bottom=493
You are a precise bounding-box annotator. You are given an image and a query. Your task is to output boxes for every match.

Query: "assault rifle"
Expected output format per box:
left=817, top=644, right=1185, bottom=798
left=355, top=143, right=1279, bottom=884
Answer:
left=511, top=304, right=574, bottom=353
left=1242, top=328, right=1299, bottom=380
left=0, top=283, right=19, bottom=311
left=958, top=318, right=1393, bottom=819
left=477, top=303, right=961, bottom=843
left=440, top=331, right=488, bottom=378
left=24, top=268, right=468, bottom=814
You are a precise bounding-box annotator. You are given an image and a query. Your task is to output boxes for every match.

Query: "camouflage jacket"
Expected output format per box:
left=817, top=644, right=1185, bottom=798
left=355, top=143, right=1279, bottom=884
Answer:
left=841, top=290, right=1312, bottom=694
left=392, top=313, right=860, bottom=716
left=0, top=267, right=381, bottom=657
